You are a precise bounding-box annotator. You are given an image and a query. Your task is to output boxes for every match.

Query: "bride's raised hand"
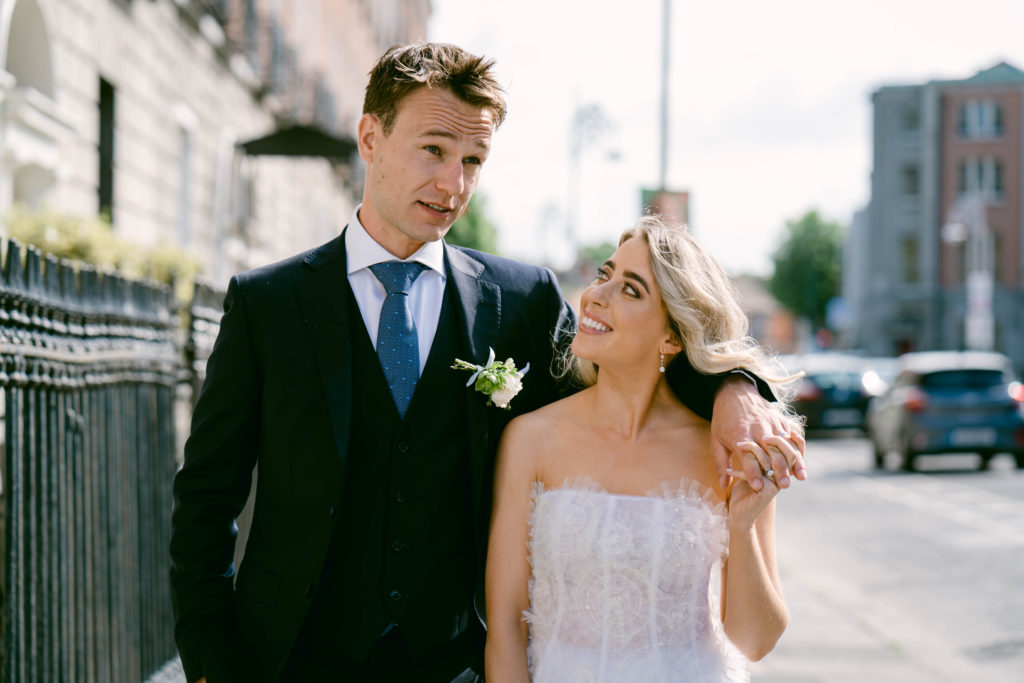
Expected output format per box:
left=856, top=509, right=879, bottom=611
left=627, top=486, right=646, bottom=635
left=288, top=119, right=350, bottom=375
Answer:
left=725, top=440, right=780, bottom=531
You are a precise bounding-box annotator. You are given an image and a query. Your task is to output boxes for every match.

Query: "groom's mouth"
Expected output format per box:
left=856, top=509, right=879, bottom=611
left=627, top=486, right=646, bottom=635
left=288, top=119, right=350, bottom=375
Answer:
left=418, top=200, right=454, bottom=217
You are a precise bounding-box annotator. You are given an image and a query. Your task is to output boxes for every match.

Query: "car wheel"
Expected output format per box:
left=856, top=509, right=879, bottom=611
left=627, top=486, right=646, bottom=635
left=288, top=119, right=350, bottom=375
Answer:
left=900, top=443, right=916, bottom=472
left=1015, top=452, right=1024, bottom=469
left=872, top=441, right=886, bottom=470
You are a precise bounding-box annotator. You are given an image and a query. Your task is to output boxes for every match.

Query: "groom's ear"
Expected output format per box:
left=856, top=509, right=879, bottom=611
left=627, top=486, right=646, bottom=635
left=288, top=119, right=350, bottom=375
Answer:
left=357, top=113, right=381, bottom=163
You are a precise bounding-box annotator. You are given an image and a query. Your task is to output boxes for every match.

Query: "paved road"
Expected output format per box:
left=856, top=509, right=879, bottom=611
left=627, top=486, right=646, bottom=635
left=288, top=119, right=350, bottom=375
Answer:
left=750, top=432, right=1024, bottom=683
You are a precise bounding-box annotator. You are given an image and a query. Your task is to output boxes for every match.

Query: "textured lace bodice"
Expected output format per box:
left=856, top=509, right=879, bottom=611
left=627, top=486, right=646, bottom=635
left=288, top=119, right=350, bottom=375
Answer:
left=525, top=477, right=748, bottom=682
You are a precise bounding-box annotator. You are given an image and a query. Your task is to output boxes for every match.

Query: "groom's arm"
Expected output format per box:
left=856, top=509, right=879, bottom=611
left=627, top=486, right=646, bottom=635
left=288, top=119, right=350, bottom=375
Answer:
left=666, top=358, right=806, bottom=491
left=665, top=356, right=775, bottom=421
left=170, top=276, right=261, bottom=683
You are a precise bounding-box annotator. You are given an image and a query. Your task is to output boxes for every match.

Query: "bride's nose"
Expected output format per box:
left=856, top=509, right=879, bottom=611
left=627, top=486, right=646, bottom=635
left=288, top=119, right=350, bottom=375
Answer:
left=585, top=282, right=610, bottom=308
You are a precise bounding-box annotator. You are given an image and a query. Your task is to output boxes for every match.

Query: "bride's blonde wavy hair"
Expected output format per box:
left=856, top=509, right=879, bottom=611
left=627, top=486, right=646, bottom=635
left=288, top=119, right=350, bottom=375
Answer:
left=558, top=215, right=800, bottom=410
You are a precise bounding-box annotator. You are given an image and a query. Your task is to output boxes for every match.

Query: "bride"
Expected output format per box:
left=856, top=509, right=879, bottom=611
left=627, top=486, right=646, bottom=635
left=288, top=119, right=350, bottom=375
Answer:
left=484, top=216, right=802, bottom=682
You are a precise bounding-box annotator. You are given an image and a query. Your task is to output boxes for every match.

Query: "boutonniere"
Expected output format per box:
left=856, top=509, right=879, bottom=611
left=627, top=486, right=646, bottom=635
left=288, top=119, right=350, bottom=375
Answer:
left=451, top=347, right=530, bottom=410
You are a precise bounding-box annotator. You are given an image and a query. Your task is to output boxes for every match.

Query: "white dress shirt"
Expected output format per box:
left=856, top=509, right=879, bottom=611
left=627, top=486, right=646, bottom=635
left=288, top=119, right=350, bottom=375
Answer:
left=345, top=206, right=446, bottom=376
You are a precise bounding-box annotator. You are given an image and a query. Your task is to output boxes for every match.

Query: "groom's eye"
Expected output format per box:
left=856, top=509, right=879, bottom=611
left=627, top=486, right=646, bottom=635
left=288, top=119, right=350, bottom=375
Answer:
left=594, top=268, right=608, bottom=282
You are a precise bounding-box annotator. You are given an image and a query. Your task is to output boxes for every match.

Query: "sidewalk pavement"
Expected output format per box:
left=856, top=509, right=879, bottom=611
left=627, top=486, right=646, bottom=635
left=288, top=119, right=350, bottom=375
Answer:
left=145, top=657, right=185, bottom=683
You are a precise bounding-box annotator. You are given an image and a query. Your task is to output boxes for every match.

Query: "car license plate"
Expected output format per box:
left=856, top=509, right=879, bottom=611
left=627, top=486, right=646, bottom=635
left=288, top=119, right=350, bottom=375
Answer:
left=949, top=427, right=996, bottom=447
left=822, top=409, right=861, bottom=426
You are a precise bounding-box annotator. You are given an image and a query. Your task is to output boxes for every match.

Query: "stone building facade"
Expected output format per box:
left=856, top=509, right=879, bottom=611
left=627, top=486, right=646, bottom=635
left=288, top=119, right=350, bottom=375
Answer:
left=0, top=0, right=430, bottom=284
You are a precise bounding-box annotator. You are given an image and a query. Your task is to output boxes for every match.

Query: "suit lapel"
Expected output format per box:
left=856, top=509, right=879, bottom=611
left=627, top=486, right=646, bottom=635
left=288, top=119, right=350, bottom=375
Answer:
left=295, top=233, right=353, bottom=471
left=445, top=245, right=501, bottom=538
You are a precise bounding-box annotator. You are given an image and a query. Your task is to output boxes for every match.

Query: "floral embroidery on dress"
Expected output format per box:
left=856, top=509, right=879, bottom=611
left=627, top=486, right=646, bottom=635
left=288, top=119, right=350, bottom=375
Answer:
left=524, top=476, right=748, bottom=683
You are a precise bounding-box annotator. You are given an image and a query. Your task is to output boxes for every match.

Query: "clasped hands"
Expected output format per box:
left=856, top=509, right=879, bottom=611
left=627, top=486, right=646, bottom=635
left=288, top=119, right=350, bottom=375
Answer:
left=710, top=377, right=806, bottom=493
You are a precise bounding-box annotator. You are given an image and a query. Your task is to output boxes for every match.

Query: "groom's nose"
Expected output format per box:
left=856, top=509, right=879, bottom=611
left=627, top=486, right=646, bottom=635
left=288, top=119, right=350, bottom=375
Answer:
left=435, top=158, right=465, bottom=197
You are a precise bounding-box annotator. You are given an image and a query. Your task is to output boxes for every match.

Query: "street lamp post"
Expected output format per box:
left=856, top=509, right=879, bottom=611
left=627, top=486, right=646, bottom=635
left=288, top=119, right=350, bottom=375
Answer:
left=942, top=191, right=995, bottom=351
left=566, top=103, right=611, bottom=269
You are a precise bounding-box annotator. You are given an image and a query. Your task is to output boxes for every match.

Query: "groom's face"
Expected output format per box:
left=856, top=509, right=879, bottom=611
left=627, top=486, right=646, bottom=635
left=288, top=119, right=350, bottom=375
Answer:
left=357, top=86, right=494, bottom=258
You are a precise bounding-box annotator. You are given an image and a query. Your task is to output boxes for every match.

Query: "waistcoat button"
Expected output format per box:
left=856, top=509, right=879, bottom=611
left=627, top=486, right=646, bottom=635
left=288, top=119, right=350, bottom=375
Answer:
left=394, top=490, right=406, bottom=503
left=390, top=590, right=402, bottom=601
left=392, top=540, right=403, bottom=552
left=397, top=441, right=409, bottom=453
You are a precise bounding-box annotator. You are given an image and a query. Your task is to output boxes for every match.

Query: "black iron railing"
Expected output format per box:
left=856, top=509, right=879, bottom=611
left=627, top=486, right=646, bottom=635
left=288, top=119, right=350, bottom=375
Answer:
left=0, top=240, right=182, bottom=682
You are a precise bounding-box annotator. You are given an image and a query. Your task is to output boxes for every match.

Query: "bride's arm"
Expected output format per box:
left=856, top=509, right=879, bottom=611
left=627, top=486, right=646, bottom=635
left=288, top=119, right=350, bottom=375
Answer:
left=720, top=445, right=788, bottom=661
left=485, top=417, right=537, bottom=682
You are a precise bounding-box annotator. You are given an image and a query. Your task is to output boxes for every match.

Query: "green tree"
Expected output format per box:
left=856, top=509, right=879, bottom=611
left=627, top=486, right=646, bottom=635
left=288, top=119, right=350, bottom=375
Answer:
left=768, top=210, right=844, bottom=329
left=446, top=193, right=498, bottom=254
left=579, top=240, right=616, bottom=268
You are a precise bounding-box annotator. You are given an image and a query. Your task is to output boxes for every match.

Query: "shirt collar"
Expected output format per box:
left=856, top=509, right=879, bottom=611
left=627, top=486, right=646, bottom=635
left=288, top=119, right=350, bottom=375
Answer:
left=345, top=204, right=446, bottom=277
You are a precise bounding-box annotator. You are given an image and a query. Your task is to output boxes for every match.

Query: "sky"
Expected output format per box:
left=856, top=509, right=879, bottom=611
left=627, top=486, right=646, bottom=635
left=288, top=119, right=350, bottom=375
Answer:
left=427, top=0, right=1024, bottom=276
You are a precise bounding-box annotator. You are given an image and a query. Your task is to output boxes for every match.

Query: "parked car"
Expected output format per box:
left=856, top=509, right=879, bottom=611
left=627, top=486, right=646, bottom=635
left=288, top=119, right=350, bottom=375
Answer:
left=781, top=354, right=873, bottom=431
left=865, top=351, right=1024, bottom=471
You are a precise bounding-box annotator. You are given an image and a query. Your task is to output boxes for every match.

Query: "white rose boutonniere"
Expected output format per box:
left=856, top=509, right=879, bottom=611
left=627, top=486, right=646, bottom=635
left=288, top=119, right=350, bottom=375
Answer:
left=451, top=347, right=530, bottom=410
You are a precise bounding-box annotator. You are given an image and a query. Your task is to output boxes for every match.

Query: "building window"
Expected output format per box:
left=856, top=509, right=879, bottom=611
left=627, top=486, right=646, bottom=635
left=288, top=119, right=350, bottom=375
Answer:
left=958, top=156, right=1004, bottom=201
left=179, top=126, right=192, bottom=245
left=175, top=103, right=197, bottom=246
left=901, top=106, right=919, bottom=131
left=992, top=159, right=1004, bottom=200
left=98, top=78, right=116, bottom=217
left=957, top=99, right=1004, bottom=139
left=902, top=165, right=919, bottom=195
left=902, top=235, right=919, bottom=283
left=993, top=230, right=1003, bottom=284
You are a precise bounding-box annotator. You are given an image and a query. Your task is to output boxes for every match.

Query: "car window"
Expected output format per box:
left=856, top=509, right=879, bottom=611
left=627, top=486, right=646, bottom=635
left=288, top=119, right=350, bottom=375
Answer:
left=808, top=372, right=860, bottom=390
left=919, top=370, right=1005, bottom=389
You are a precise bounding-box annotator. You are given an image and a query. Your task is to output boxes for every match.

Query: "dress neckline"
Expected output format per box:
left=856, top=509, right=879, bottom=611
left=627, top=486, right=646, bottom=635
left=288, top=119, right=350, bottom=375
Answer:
left=532, top=474, right=727, bottom=516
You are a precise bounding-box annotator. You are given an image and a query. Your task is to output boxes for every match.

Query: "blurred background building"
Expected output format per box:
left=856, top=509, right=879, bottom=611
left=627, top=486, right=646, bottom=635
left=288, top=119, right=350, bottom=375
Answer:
left=733, top=275, right=799, bottom=355
left=847, top=62, right=1024, bottom=372
left=0, top=0, right=429, bottom=284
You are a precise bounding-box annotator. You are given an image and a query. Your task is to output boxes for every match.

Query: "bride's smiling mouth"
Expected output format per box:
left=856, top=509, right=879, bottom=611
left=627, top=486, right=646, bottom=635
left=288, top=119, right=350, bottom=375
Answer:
left=579, top=313, right=612, bottom=333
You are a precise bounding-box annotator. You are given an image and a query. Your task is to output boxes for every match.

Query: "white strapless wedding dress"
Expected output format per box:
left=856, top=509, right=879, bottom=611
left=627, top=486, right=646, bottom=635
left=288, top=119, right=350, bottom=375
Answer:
left=525, top=477, right=748, bottom=682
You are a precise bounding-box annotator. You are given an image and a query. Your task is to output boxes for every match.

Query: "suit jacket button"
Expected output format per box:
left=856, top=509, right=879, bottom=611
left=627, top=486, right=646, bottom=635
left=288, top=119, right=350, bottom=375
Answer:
left=397, top=441, right=409, bottom=453
left=394, top=490, right=406, bottom=503
left=390, top=590, right=402, bottom=601
left=392, top=540, right=403, bottom=552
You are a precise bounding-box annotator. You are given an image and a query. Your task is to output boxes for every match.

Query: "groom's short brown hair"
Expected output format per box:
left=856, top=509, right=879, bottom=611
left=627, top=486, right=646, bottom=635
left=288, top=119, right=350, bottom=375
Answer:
left=363, top=42, right=507, bottom=135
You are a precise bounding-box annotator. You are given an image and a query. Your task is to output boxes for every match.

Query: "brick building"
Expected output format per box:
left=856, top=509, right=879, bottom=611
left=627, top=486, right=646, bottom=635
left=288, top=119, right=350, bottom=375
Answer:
left=846, top=62, right=1024, bottom=372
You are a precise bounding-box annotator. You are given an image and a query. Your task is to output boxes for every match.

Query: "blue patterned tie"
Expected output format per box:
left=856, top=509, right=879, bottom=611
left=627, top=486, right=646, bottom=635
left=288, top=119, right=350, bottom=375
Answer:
left=370, top=261, right=427, bottom=418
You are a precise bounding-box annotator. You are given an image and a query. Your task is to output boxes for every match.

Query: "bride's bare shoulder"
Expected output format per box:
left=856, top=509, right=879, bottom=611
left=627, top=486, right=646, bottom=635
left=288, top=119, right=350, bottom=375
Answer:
left=500, top=391, right=591, bottom=449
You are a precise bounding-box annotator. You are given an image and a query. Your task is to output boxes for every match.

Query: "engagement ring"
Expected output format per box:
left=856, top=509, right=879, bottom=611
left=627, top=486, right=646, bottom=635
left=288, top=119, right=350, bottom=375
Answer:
left=763, top=468, right=774, bottom=478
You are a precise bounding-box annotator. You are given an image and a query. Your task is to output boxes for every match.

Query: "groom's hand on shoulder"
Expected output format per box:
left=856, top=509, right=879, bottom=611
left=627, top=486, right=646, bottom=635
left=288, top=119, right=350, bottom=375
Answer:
left=710, top=375, right=806, bottom=492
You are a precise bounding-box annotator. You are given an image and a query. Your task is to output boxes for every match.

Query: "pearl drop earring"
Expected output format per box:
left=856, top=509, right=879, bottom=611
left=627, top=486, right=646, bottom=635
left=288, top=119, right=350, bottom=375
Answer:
left=659, top=353, right=665, bottom=373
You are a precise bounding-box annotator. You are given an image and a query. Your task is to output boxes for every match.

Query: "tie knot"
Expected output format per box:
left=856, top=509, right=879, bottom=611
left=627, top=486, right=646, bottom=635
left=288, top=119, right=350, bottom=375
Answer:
left=369, top=261, right=427, bottom=295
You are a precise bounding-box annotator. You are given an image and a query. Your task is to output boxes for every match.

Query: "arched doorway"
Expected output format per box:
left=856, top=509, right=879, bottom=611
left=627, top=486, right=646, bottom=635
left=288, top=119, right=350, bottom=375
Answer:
left=2, top=0, right=55, bottom=98
left=1, top=0, right=67, bottom=214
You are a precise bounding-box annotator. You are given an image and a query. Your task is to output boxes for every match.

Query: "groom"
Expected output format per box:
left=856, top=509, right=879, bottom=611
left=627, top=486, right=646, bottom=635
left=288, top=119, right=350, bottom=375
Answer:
left=170, top=42, right=801, bottom=683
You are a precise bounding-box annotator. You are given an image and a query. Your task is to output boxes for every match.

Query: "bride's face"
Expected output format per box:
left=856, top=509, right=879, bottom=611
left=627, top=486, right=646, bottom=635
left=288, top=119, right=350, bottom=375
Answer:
left=573, top=236, right=678, bottom=372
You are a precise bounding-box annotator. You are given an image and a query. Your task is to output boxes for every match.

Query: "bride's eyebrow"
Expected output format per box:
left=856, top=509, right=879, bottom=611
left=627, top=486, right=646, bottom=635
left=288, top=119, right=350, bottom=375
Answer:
left=600, top=260, right=650, bottom=294
left=623, top=270, right=650, bottom=294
